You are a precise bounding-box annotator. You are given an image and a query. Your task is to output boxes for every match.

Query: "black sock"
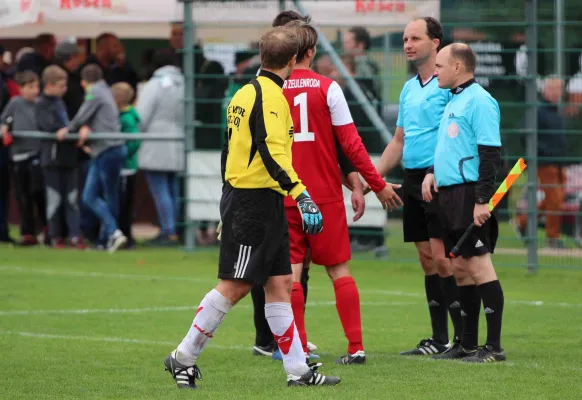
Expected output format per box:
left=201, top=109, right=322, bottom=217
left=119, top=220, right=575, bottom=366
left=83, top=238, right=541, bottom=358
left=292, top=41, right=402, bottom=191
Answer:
left=458, top=285, right=481, bottom=350
left=477, top=280, right=504, bottom=351
left=425, top=273, right=448, bottom=344
left=301, top=268, right=309, bottom=305
left=440, top=275, right=463, bottom=342
left=250, top=284, right=273, bottom=347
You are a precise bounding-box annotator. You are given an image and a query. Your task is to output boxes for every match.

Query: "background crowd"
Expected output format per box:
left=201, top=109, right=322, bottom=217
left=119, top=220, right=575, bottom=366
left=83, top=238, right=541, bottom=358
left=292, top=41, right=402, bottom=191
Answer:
left=1, top=20, right=581, bottom=251
left=0, top=23, right=389, bottom=252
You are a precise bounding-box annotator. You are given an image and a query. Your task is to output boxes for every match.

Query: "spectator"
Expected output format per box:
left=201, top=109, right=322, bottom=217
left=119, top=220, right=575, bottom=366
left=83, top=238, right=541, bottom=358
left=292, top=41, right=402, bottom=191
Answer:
left=136, top=49, right=184, bottom=246
left=0, top=46, right=20, bottom=99
left=1, top=71, right=48, bottom=246
left=314, top=53, right=334, bottom=77
left=54, top=39, right=100, bottom=241
left=111, top=82, right=141, bottom=249
left=0, top=46, right=16, bottom=243
left=342, top=26, right=381, bottom=99
left=331, top=54, right=384, bottom=153
left=82, top=33, right=138, bottom=96
left=515, top=76, right=568, bottom=249
left=36, top=65, right=84, bottom=249
left=54, top=41, right=84, bottom=119
left=72, top=64, right=127, bottom=252
left=17, top=34, right=56, bottom=77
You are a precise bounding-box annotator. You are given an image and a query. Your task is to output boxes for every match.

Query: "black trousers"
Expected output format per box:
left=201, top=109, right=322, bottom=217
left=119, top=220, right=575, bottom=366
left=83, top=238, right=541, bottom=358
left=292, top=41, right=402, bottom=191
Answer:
left=119, top=173, right=136, bottom=245
left=13, top=157, right=47, bottom=236
left=43, top=167, right=81, bottom=240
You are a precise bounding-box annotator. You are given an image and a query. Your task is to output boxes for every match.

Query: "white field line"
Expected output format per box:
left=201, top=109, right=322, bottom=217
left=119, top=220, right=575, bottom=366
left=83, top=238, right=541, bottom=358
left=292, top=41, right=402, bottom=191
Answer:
left=0, top=301, right=416, bottom=317
left=0, top=330, right=248, bottom=350
left=1, top=265, right=582, bottom=309
left=2, top=330, right=581, bottom=373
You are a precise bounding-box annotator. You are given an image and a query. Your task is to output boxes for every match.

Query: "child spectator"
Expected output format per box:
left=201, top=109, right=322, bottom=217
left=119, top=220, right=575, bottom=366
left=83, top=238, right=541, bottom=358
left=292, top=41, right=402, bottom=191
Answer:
left=0, top=71, right=48, bottom=246
left=70, top=64, right=127, bottom=252
left=36, top=65, right=85, bottom=249
left=111, top=82, right=140, bottom=249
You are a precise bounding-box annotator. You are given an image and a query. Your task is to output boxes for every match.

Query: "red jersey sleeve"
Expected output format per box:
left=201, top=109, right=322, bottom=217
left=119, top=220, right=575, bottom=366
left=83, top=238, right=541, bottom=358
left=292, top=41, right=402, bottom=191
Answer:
left=327, top=81, right=386, bottom=193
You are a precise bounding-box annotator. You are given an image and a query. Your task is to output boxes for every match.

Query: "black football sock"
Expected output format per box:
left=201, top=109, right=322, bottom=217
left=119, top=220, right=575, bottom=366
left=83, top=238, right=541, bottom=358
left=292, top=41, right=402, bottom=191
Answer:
left=250, top=284, right=273, bottom=347
left=425, top=273, right=448, bottom=344
left=440, top=275, right=463, bottom=342
left=458, top=284, right=481, bottom=350
left=477, top=280, right=504, bottom=352
left=301, top=267, right=309, bottom=305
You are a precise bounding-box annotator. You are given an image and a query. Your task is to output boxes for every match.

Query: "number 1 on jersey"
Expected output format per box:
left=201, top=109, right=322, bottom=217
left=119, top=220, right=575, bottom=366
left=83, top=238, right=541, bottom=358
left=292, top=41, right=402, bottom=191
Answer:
left=293, top=93, right=315, bottom=142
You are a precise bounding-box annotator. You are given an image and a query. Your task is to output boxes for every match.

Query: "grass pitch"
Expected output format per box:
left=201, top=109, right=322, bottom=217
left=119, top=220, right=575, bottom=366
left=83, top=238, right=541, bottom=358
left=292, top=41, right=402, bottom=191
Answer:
left=1, top=242, right=582, bottom=399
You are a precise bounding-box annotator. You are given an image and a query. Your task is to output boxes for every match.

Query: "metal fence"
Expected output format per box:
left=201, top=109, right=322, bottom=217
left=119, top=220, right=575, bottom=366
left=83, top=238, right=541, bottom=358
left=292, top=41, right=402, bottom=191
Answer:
left=108, top=0, right=582, bottom=270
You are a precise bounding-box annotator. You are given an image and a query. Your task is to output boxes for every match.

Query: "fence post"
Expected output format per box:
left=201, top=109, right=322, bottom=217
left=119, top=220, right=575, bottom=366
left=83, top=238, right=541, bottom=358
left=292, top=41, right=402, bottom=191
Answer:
left=180, top=0, right=196, bottom=252
left=555, top=0, right=565, bottom=111
left=382, top=32, right=391, bottom=106
left=525, top=0, right=538, bottom=272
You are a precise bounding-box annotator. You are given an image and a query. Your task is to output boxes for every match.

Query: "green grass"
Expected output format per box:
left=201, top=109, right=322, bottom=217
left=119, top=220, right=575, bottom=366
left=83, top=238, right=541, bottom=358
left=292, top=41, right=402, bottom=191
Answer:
left=1, top=247, right=582, bottom=399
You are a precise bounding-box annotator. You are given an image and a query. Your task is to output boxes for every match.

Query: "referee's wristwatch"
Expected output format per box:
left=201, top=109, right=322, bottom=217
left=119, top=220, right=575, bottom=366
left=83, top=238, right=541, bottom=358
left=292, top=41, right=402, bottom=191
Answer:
left=476, top=197, right=488, bottom=205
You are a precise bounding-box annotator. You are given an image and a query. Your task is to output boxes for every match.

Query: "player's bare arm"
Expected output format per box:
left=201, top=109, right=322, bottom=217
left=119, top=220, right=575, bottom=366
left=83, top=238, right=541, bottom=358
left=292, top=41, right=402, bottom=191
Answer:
left=346, top=172, right=365, bottom=221
left=377, top=126, right=405, bottom=177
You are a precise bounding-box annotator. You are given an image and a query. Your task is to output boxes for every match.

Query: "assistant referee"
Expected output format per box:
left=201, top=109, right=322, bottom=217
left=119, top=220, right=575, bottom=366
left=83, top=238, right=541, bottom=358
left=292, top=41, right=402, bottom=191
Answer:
left=422, top=43, right=506, bottom=363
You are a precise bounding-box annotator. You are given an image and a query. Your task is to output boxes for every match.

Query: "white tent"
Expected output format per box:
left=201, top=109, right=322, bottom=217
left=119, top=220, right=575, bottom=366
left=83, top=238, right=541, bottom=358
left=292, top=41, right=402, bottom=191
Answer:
left=0, top=0, right=439, bottom=41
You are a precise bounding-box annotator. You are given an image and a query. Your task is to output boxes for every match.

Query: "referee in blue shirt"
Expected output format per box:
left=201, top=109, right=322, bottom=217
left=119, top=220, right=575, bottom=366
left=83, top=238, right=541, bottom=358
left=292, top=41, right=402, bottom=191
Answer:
left=371, top=17, right=463, bottom=357
left=422, top=43, right=506, bottom=363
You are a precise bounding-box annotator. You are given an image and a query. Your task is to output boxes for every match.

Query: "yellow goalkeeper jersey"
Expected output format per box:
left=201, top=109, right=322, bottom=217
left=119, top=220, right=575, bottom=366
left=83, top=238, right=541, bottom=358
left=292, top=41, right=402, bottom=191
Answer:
left=222, top=69, right=306, bottom=200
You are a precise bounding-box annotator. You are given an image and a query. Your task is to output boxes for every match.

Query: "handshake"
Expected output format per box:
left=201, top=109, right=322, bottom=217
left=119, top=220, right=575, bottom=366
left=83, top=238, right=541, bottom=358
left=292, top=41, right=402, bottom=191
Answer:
left=294, top=181, right=403, bottom=237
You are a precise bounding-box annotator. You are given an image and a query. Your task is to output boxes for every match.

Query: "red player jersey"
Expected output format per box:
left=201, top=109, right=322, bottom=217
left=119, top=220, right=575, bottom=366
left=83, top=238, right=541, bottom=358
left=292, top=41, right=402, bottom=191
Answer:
left=282, top=68, right=386, bottom=207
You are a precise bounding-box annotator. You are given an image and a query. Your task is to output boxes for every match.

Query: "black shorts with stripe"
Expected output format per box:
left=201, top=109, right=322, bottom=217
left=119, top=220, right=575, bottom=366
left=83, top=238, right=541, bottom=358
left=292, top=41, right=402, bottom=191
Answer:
left=438, top=183, right=499, bottom=259
left=218, top=183, right=291, bottom=285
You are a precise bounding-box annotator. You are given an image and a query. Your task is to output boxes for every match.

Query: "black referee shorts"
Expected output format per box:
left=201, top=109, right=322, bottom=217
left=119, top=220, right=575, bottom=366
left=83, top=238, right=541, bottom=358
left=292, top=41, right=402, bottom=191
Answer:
left=218, top=183, right=291, bottom=286
left=438, top=183, right=499, bottom=259
left=401, top=168, right=443, bottom=243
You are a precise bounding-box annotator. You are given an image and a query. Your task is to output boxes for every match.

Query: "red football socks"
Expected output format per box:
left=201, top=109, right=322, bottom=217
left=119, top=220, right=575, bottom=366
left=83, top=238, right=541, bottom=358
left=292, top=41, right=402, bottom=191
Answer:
left=291, top=282, right=308, bottom=354
left=334, top=276, right=364, bottom=354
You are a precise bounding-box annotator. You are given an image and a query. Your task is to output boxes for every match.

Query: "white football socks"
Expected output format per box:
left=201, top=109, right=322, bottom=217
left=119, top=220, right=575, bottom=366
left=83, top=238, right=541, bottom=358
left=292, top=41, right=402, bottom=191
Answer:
left=265, top=302, right=309, bottom=377
left=176, top=289, right=233, bottom=366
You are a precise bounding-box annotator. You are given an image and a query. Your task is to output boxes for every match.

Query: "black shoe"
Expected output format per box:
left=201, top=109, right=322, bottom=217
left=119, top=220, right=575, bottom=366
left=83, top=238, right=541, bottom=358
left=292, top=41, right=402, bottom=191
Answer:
left=335, top=350, right=366, bottom=365
left=433, top=342, right=477, bottom=360
left=400, top=338, right=450, bottom=356
left=164, top=350, right=202, bottom=389
left=252, top=342, right=277, bottom=357
left=287, top=363, right=341, bottom=387
left=462, top=345, right=506, bottom=363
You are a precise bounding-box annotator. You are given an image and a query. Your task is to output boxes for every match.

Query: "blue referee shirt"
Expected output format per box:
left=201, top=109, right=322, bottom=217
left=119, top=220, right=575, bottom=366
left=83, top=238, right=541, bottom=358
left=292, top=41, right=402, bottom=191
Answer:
left=396, top=75, right=452, bottom=169
left=434, top=80, right=502, bottom=188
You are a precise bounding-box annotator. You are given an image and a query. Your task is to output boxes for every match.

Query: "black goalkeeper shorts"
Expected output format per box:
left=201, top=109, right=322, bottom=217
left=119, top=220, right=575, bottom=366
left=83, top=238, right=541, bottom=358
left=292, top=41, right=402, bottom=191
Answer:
left=218, top=183, right=291, bottom=286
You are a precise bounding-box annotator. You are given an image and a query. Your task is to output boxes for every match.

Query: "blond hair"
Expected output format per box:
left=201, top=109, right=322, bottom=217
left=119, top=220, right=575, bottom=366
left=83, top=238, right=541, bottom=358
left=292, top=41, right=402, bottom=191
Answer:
left=284, top=20, right=318, bottom=63
left=111, top=82, right=134, bottom=107
left=42, top=65, right=67, bottom=85
left=259, top=26, right=298, bottom=70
